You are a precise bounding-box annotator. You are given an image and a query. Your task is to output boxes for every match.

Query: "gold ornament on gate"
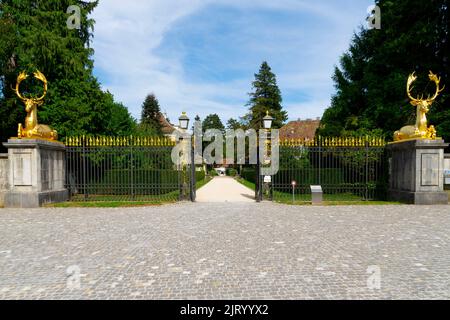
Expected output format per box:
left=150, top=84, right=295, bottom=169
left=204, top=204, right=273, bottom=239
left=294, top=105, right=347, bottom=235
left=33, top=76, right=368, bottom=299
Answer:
left=394, top=71, right=445, bottom=142
left=13, top=70, right=58, bottom=141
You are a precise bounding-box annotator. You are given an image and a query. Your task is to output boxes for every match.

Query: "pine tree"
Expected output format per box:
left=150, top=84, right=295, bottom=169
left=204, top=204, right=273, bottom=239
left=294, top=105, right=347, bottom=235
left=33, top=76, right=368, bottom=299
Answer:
left=245, top=61, right=287, bottom=129
left=0, top=0, right=135, bottom=146
left=203, top=114, right=225, bottom=132
left=227, top=118, right=242, bottom=130
left=138, top=94, right=163, bottom=135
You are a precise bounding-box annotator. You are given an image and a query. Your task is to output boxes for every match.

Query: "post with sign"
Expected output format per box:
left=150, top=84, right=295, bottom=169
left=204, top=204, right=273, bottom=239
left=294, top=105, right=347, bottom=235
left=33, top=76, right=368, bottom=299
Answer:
left=264, top=175, right=272, bottom=201
left=292, top=181, right=296, bottom=203
left=311, top=185, right=323, bottom=205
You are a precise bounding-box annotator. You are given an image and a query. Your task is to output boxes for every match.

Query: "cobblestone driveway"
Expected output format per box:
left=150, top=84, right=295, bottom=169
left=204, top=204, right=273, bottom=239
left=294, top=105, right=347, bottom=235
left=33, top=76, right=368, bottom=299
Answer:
left=0, top=203, right=449, bottom=300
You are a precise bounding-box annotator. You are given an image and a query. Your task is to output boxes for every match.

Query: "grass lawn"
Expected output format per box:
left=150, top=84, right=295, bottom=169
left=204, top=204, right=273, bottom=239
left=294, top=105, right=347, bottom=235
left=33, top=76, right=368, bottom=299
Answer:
left=236, top=177, right=255, bottom=191
left=45, top=201, right=166, bottom=208
left=236, top=177, right=402, bottom=206
left=46, top=177, right=213, bottom=208
left=278, top=200, right=402, bottom=206
left=196, top=176, right=213, bottom=190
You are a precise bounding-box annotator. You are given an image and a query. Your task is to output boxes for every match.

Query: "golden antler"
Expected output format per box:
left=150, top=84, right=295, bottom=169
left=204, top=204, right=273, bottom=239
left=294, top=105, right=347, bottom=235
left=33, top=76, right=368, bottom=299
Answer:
left=426, top=71, right=445, bottom=103
left=14, top=71, right=28, bottom=101
left=33, top=70, right=48, bottom=102
left=406, top=72, right=421, bottom=105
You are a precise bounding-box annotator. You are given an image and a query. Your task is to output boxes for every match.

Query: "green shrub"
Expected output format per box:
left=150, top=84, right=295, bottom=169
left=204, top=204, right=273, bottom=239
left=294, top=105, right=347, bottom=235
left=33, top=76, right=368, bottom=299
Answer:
left=196, top=170, right=206, bottom=182
left=226, top=168, right=237, bottom=177
left=241, top=167, right=256, bottom=183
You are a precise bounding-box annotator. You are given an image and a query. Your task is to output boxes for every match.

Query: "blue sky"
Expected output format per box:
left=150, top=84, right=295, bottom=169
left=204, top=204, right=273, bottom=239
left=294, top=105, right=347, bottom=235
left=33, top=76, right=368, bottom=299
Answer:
left=91, top=0, right=374, bottom=124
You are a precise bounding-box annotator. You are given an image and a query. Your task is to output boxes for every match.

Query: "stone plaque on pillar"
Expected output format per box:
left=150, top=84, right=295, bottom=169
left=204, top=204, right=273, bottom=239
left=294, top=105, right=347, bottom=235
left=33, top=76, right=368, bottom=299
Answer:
left=387, top=139, right=449, bottom=205
left=3, top=139, right=68, bottom=208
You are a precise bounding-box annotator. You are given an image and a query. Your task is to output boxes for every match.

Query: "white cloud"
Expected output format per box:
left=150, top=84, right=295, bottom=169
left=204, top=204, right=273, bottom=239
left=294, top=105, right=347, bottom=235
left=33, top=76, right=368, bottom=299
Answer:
left=91, top=0, right=373, bottom=123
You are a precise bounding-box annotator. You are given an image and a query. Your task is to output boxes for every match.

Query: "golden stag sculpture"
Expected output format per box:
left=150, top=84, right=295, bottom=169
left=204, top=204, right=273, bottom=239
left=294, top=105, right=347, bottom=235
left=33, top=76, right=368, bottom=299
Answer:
left=13, top=70, right=58, bottom=140
left=394, top=71, right=444, bottom=141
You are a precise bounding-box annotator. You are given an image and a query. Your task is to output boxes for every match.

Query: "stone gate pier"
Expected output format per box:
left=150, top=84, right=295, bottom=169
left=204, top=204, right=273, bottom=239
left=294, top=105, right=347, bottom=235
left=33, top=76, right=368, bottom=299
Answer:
left=388, top=139, right=449, bottom=205
left=2, top=139, right=68, bottom=208
left=0, top=153, right=9, bottom=207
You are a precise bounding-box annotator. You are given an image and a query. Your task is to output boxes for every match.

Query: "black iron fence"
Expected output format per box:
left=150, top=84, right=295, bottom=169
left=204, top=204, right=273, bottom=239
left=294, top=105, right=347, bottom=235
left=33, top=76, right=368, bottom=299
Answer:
left=257, top=137, right=388, bottom=203
left=65, top=136, right=183, bottom=202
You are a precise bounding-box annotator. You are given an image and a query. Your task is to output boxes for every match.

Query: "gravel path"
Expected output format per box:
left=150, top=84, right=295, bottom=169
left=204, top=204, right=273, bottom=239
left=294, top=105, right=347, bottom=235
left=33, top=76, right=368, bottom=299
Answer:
left=196, top=177, right=255, bottom=203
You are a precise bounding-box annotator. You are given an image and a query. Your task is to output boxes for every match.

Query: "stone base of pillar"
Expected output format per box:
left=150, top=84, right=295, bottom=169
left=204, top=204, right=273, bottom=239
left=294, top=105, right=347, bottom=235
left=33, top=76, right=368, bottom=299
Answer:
left=4, top=189, right=69, bottom=208
left=2, top=139, right=69, bottom=208
left=388, top=190, right=448, bottom=205
left=387, top=139, right=449, bottom=205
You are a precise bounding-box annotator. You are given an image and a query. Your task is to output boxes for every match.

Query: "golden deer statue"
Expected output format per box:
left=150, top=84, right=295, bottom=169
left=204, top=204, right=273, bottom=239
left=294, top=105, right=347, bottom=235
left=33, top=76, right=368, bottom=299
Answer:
left=394, top=71, right=444, bottom=141
left=13, top=71, right=58, bottom=141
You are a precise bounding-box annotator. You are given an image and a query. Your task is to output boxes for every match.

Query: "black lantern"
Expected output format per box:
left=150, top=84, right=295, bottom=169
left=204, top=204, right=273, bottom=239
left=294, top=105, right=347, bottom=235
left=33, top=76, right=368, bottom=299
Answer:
left=263, top=111, right=274, bottom=130
left=179, top=112, right=190, bottom=130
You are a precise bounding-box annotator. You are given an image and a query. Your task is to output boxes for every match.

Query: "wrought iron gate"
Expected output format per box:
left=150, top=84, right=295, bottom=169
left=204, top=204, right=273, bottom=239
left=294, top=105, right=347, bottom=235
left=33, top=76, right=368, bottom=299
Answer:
left=65, top=136, right=195, bottom=202
left=272, top=137, right=388, bottom=202
left=245, top=136, right=388, bottom=203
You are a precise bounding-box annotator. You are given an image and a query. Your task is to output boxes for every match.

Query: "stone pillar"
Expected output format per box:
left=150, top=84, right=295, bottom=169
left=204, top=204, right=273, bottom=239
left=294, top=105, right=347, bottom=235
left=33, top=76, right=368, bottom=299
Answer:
left=0, top=153, right=9, bottom=207
left=387, top=139, right=449, bottom=205
left=3, top=139, right=69, bottom=208
left=445, top=154, right=450, bottom=187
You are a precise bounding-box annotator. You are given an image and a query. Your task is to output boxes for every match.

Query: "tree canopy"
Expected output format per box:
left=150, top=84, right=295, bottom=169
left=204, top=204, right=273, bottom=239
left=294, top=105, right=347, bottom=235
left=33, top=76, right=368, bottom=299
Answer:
left=138, top=93, right=162, bottom=135
left=202, top=114, right=225, bottom=132
left=0, top=0, right=135, bottom=147
left=319, top=0, right=450, bottom=141
left=244, top=61, right=288, bottom=130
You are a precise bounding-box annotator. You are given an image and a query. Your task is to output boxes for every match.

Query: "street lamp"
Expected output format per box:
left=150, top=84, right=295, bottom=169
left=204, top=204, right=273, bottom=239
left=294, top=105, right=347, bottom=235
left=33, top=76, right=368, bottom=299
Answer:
left=257, top=111, right=274, bottom=202
left=179, top=112, right=190, bottom=130
left=263, top=111, right=274, bottom=130
left=178, top=112, right=196, bottom=202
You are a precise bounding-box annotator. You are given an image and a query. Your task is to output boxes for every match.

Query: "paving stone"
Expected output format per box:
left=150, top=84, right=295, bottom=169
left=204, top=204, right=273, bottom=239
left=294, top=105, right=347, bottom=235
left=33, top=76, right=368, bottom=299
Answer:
left=0, top=203, right=449, bottom=299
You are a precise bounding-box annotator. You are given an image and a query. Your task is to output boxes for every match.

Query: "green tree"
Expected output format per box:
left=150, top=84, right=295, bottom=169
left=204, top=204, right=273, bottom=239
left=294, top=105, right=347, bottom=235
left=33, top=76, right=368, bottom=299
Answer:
left=226, top=118, right=243, bottom=130
left=319, top=0, right=450, bottom=142
left=245, top=61, right=287, bottom=129
left=203, top=114, right=225, bottom=132
left=139, top=93, right=162, bottom=135
left=0, top=0, right=135, bottom=146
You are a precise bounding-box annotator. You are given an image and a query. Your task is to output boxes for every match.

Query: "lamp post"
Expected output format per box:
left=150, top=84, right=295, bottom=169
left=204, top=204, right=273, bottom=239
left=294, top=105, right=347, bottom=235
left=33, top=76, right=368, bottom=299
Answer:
left=178, top=112, right=191, bottom=201
left=257, top=111, right=274, bottom=202
left=292, top=181, right=297, bottom=203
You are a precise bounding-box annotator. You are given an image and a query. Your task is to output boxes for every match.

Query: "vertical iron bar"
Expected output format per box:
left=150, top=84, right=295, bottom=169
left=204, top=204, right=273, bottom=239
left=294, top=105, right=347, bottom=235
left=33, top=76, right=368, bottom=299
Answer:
left=365, top=139, right=369, bottom=201
left=83, top=138, right=88, bottom=201
left=131, top=142, right=135, bottom=201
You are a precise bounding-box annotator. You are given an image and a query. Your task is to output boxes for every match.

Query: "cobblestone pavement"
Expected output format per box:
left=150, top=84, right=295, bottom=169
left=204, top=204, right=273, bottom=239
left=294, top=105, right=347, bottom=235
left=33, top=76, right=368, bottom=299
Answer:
left=0, top=203, right=449, bottom=300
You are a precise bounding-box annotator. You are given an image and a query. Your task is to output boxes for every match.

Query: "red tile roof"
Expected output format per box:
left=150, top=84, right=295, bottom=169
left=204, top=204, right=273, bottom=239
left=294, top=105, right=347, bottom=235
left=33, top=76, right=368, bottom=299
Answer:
left=280, top=119, right=321, bottom=140
left=157, top=113, right=176, bottom=135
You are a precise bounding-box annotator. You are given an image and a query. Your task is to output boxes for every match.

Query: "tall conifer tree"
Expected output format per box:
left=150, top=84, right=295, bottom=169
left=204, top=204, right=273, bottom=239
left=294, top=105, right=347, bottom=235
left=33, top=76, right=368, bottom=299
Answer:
left=0, top=0, right=135, bottom=145
left=246, top=61, right=287, bottom=129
